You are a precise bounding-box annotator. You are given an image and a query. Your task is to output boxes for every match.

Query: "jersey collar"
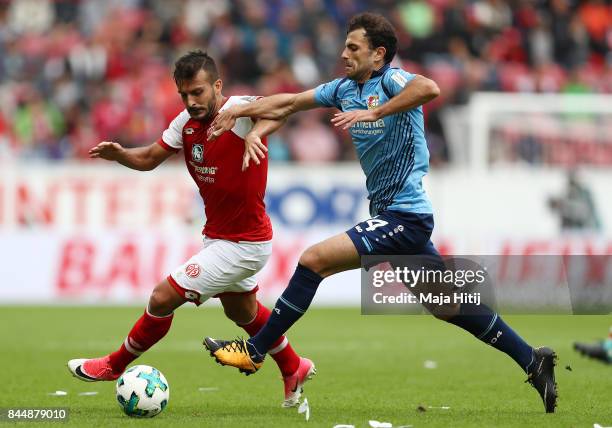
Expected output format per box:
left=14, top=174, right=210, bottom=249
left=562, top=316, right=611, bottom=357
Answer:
left=370, top=63, right=390, bottom=79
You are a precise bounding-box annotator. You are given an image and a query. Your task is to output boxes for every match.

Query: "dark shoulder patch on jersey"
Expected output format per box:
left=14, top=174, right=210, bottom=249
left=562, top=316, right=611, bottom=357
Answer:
left=332, top=77, right=349, bottom=111
left=380, top=67, right=397, bottom=100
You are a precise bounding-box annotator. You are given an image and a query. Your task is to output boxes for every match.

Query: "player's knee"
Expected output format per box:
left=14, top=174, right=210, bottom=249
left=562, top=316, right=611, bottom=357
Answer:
left=220, top=293, right=257, bottom=324
left=298, top=246, right=326, bottom=275
left=222, top=299, right=257, bottom=325
left=226, top=309, right=255, bottom=325
left=148, top=284, right=177, bottom=317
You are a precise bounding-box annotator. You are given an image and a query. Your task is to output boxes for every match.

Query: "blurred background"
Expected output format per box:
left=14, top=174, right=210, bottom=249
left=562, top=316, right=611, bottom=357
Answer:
left=1, top=0, right=611, bottom=305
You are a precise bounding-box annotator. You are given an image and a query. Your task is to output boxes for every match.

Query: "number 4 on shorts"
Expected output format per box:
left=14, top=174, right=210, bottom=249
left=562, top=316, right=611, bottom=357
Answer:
left=365, top=219, right=388, bottom=232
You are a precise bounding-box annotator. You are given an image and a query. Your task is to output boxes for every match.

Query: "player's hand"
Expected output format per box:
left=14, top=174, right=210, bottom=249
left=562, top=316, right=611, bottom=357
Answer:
left=331, top=110, right=381, bottom=130
left=89, top=141, right=125, bottom=161
left=208, top=108, right=237, bottom=141
left=242, top=133, right=268, bottom=171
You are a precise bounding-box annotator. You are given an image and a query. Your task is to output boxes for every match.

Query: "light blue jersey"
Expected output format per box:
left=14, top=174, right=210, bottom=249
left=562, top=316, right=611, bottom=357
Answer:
left=314, top=63, right=433, bottom=216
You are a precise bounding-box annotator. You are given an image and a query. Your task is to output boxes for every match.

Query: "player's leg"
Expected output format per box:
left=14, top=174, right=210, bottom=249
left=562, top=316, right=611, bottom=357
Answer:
left=68, top=279, right=186, bottom=382
left=219, top=292, right=315, bottom=407
left=409, top=241, right=557, bottom=412
left=107, top=280, right=185, bottom=371
left=574, top=325, right=612, bottom=364
left=218, top=288, right=258, bottom=324
left=249, top=232, right=359, bottom=356
left=194, top=237, right=316, bottom=405
left=219, top=292, right=301, bottom=376
left=204, top=231, right=360, bottom=370
left=409, top=241, right=537, bottom=372
left=443, top=296, right=557, bottom=412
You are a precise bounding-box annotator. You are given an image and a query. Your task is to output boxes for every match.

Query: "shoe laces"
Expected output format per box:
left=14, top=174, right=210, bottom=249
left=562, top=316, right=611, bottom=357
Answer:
left=221, top=337, right=249, bottom=354
left=524, top=353, right=546, bottom=385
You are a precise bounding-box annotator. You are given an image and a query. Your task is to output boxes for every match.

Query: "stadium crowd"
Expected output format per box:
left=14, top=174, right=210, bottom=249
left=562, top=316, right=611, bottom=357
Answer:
left=0, top=0, right=610, bottom=164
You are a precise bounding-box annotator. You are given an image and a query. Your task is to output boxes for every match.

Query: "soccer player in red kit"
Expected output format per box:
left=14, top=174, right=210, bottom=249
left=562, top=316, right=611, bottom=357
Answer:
left=67, top=51, right=315, bottom=408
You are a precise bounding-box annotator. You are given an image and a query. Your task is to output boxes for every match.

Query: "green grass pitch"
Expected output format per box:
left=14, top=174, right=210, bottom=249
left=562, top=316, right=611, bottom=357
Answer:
left=1, top=306, right=610, bottom=427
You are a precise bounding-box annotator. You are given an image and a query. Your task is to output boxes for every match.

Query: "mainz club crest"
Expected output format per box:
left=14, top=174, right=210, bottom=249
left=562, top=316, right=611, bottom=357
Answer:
left=191, top=144, right=203, bottom=162
left=185, top=263, right=201, bottom=278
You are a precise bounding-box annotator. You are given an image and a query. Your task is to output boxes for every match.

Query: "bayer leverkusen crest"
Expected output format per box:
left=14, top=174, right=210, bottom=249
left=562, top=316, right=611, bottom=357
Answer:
left=367, top=95, right=379, bottom=110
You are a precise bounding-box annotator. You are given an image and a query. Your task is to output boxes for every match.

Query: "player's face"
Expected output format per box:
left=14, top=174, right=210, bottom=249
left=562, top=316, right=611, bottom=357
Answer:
left=341, top=29, right=383, bottom=82
left=177, top=69, right=222, bottom=121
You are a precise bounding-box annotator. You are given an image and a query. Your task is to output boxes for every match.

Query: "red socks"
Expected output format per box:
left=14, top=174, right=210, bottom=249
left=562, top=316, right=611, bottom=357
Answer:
left=107, top=300, right=300, bottom=377
left=108, top=309, right=173, bottom=372
left=238, top=301, right=300, bottom=377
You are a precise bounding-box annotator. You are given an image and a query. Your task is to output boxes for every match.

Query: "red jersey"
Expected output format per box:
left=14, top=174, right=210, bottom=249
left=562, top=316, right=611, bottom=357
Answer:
left=157, top=96, right=272, bottom=242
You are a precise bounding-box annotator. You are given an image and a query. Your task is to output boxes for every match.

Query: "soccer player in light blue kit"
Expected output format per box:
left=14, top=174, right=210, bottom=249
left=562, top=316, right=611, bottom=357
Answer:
left=204, top=13, right=557, bottom=413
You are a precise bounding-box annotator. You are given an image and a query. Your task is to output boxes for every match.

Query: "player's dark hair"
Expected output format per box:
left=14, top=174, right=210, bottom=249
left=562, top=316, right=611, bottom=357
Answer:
left=173, top=50, right=219, bottom=85
left=347, top=13, right=397, bottom=64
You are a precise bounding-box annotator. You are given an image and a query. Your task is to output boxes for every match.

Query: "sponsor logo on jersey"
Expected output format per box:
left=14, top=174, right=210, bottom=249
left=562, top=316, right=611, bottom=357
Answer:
left=189, top=161, right=217, bottom=175
left=185, top=263, right=201, bottom=278
left=197, top=176, right=215, bottom=183
left=185, top=127, right=195, bottom=135
left=351, top=118, right=386, bottom=135
left=367, top=95, right=379, bottom=110
left=192, top=144, right=203, bottom=162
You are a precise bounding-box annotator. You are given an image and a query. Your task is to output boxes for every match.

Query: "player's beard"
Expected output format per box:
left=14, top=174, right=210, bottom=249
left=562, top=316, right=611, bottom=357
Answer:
left=200, top=94, right=217, bottom=122
left=345, top=62, right=366, bottom=81
left=188, top=93, right=218, bottom=121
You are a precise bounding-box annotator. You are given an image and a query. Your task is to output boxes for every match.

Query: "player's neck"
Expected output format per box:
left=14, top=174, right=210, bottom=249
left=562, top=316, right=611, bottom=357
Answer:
left=210, top=95, right=227, bottom=120
left=356, top=63, right=386, bottom=83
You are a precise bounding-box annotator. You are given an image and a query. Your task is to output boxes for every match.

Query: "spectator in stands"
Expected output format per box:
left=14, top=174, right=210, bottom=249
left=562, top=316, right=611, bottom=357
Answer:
left=548, top=171, right=601, bottom=232
left=0, top=0, right=610, bottom=163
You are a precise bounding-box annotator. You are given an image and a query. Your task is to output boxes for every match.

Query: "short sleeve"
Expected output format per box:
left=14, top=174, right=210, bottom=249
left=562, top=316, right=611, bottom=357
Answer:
left=159, top=109, right=190, bottom=151
left=220, top=96, right=257, bottom=139
left=314, top=78, right=345, bottom=108
left=382, top=69, right=416, bottom=97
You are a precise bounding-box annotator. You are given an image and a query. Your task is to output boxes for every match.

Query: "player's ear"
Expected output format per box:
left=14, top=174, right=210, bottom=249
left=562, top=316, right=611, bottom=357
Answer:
left=374, top=46, right=386, bottom=63
left=214, top=79, right=222, bottom=93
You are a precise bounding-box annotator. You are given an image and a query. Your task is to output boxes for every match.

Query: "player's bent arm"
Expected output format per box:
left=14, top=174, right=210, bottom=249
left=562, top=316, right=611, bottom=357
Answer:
left=235, top=90, right=319, bottom=120
left=249, top=117, right=287, bottom=138
left=89, top=141, right=174, bottom=171
left=374, top=75, right=440, bottom=119
left=209, top=91, right=318, bottom=141
left=117, top=143, right=174, bottom=171
left=240, top=118, right=287, bottom=171
left=331, top=75, right=440, bottom=130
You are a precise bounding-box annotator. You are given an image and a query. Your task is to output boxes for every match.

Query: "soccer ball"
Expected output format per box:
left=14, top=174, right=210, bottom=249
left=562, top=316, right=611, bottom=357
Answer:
left=116, top=365, right=169, bottom=418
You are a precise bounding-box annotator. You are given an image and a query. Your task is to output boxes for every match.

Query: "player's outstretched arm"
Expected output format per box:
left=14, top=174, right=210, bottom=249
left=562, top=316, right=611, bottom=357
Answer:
left=89, top=141, right=174, bottom=171
left=241, top=118, right=286, bottom=171
left=209, top=90, right=318, bottom=140
left=331, top=75, right=440, bottom=130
